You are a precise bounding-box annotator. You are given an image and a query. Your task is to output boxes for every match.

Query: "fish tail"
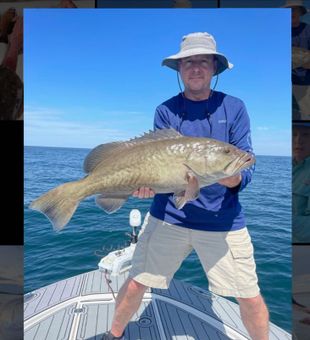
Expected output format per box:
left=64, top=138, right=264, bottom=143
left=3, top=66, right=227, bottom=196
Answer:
left=29, top=180, right=84, bottom=231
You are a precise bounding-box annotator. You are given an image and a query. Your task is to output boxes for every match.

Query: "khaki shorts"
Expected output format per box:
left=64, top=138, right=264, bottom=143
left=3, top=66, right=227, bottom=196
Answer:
left=129, top=213, right=260, bottom=298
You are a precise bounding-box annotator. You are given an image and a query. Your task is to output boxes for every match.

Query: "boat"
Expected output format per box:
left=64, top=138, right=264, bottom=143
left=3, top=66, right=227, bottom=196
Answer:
left=24, top=210, right=291, bottom=339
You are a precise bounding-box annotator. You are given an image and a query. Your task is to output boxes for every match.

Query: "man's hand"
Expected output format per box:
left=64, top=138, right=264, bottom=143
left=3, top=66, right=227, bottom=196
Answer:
left=218, top=174, right=242, bottom=188
left=2, top=16, right=23, bottom=71
left=133, top=187, right=155, bottom=199
left=8, top=15, right=23, bottom=54
left=0, top=8, right=16, bottom=41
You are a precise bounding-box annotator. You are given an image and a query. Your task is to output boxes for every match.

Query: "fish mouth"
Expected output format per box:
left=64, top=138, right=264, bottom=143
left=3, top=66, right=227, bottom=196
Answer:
left=236, top=153, right=255, bottom=172
left=225, top=153, right=255, bottom=175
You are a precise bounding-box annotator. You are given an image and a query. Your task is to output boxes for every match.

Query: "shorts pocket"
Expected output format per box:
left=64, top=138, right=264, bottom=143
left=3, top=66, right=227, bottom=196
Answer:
left=230, top=243, right=254, bottom=259
left=138, top=214, right=159, bottom=238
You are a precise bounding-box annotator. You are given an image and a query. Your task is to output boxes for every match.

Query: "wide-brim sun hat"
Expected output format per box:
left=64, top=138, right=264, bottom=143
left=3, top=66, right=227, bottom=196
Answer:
left=282, top=0, right=307, bottom=15
left=162, top=32, right=233, bottom=76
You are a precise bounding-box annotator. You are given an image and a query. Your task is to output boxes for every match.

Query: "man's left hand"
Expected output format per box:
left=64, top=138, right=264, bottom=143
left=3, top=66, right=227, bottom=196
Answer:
left=218, top=174, right=242, bottom=188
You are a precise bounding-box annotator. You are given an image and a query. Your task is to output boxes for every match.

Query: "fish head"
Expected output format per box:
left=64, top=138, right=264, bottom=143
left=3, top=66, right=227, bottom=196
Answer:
left=186, top=140, right=255, bottom=180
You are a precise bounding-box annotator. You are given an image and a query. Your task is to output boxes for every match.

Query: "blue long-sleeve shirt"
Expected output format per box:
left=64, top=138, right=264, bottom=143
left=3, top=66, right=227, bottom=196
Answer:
left=149, top=91, right=255, bottom=231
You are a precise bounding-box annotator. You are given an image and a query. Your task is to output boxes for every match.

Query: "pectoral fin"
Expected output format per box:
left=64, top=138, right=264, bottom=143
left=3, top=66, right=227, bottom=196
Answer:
left=95, top=194, right=129, bottom=214
left=173, top=172, right=200, bottom=209
left=184, top=163, right=215, bottom=186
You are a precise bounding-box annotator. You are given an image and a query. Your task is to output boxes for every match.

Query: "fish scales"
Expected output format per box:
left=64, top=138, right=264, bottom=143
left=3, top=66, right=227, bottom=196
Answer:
left=29, top=129, right=255, bottom=230
left=83, top=138, right=193, bottom=194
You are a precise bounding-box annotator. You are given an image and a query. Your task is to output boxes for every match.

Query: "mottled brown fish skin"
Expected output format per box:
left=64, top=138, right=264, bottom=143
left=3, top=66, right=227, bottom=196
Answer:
left=29, top=130, right=255, bottom=231
left=82, top=138, right=194, bottom=195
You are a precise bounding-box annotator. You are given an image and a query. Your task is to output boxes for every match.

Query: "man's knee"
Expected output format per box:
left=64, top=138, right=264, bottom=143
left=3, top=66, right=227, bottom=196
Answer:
left=237, top=294, right=268, bottom=313
left=126, top=278, right=148, bottom=295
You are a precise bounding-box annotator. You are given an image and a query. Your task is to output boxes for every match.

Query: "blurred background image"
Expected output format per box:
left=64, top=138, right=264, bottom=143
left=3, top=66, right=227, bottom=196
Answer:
left=0, top=0, right=95, bottom=120
left=293, top=122, right=310, bottom=243
left=0, top=246, right=23, bottom=340
left=293, top=245, right=310, bottom=339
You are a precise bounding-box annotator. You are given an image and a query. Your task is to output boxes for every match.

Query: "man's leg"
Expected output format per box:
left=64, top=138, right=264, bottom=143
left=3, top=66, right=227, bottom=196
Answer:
left=105, top=214, right=191, bottom=338
left=237, top=294, right=269, bottom=340
left=193, top=228, right=269, bottom=339
left=110, top=278, right=147, bottom=337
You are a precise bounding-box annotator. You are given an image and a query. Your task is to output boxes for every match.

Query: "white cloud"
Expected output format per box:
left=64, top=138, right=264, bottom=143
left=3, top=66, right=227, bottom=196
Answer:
left=25, top=106, right=291, bottom=156
left=24, top=106, right=152, bottom=148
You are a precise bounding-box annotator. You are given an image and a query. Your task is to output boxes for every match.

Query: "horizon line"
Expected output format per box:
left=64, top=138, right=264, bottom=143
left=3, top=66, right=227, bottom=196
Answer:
left=24, top=144, right=292, bottom=158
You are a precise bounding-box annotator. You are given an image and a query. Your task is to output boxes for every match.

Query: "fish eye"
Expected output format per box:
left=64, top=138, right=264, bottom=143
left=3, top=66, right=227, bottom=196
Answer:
left=224, top=148, right=230, bottom=154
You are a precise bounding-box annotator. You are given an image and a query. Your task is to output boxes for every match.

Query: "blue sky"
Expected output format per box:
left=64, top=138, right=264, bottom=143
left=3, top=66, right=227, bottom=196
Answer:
left=24, top=8, right=291, bottom=156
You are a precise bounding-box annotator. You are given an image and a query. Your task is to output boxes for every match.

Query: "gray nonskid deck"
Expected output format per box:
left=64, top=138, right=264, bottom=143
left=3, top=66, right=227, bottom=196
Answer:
left=24, top=270, right=291, bottom=340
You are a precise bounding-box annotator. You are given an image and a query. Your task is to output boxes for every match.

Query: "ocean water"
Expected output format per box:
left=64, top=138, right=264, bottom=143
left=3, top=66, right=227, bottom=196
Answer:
left=24, top=146, right=291, bottom=332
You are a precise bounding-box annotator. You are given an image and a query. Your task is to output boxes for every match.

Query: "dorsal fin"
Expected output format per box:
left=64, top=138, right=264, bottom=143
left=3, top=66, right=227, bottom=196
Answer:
left=83, top=128, right=183, bottom=173
left=83, top=142, right=123, bottom=173
left=128, top=128, right=183, bottom=144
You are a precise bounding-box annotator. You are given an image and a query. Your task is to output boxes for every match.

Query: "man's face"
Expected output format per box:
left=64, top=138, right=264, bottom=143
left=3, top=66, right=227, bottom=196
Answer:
left=293, top=127, right=310, bottom=162
left=179, top=54, right=216, bottom=94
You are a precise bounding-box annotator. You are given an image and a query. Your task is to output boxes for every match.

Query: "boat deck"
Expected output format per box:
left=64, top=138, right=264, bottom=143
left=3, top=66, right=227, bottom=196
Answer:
left=24, top=270, right=291, bottom=340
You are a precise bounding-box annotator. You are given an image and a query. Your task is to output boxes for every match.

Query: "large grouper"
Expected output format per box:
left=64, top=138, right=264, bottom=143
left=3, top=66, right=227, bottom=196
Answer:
left=30, top=129, right=255, bottom=230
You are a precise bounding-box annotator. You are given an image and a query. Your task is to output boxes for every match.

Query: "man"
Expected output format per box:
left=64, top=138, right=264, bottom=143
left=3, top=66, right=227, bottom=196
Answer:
left=293, top=122, right=310, bottom=242
left=283, top=0, right=310, bottom=119
left=102, top=32, right=269, bottom=340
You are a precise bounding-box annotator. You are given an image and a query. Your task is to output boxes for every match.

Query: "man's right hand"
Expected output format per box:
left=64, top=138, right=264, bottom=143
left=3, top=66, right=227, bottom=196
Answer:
left=132, top=187, right=155, bottom=199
